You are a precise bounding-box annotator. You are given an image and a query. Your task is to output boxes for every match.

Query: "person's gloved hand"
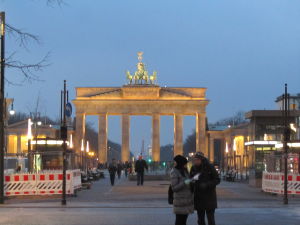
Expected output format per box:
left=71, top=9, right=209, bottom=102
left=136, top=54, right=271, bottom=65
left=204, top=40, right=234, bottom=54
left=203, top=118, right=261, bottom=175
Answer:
left=192, top=173, right=201, bottom=181
left=184, top=179, right=192, bottom=185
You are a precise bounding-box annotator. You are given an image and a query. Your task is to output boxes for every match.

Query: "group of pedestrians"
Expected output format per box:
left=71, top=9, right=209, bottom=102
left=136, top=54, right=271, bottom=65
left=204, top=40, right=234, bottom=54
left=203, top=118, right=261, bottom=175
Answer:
left=108, top=159, right=132, bottom=186
left=107, top=155, right=149, bottom=187
left=170, top=152, right=220, bottom=225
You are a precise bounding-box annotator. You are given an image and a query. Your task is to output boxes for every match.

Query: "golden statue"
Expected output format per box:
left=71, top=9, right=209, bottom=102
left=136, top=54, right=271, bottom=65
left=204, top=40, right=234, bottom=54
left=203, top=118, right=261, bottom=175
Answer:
left=126, top=52, right=157, bottom=85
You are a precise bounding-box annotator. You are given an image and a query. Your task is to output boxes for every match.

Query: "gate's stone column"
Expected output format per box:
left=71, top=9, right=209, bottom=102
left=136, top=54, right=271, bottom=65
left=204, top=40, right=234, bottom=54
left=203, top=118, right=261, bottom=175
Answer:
left=196, top=113, right=207, bottom=156
left=174, top=114, right=183, bottom=156
left=209, top=137, right=214, bottom=163
left=152, top=114, right=160, bottom=162
left=17, top=135, right=21, bottom=154
left=122, top=114, right=130, bottom=162
left=75, top=113, right=86, bottom=167
left=98, top=114, right=108, bottom=163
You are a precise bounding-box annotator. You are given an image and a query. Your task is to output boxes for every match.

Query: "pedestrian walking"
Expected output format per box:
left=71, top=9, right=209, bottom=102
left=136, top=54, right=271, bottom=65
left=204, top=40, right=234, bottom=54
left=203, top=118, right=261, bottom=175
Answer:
left=117, top=161, right=123, bottom=179
left=170, top=155, right=194, bottom=225
left=135, top=155, right=148, bottom=186
left=108, top=159, right=117, bottom=186
left=190, top=152, right=220, bottom=225
left=124, top=161, right=130, bottom=177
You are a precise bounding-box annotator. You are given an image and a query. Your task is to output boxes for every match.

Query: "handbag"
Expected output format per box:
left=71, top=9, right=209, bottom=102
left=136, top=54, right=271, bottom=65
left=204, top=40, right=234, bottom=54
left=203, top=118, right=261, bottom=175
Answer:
left=168, top=185, right=173, bottom=205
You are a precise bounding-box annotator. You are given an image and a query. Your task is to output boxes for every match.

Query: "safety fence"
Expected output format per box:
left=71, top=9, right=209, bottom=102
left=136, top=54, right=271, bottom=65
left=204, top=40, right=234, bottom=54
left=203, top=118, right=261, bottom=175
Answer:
left=4, top=169, right=81, bottom=196
left=262, top=172, right=300, bottom=195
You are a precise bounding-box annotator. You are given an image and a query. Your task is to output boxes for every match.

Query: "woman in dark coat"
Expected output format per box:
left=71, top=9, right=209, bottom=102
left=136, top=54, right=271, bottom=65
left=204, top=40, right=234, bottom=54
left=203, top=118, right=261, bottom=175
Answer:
left=190, top=152, right=220, bottom=225
left=170, top=155, right=194, bottom=225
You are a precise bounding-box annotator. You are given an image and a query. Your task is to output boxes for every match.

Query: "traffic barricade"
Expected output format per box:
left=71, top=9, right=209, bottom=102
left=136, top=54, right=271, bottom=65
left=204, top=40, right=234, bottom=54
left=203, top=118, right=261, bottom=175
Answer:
left=262, top=172, right=300, bottom=194
left=4, top=170, right=81, bottom=196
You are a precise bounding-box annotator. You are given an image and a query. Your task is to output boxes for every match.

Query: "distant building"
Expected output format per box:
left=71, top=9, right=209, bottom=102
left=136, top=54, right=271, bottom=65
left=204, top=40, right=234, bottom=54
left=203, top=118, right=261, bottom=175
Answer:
left=6, top=119, right=76, bottom=171
left=207, top=99, right=300, bottom=187
left=276, top=93, right=300, bottom=110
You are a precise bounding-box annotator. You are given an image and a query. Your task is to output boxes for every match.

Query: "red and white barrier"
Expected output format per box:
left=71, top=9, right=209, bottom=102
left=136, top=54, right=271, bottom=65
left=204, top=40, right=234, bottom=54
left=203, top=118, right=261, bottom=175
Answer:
left=5, top=174, right=36, bottom=196
left=4, top=170, right=81, bottom=196
left=262, top=172, right=300, bottom=195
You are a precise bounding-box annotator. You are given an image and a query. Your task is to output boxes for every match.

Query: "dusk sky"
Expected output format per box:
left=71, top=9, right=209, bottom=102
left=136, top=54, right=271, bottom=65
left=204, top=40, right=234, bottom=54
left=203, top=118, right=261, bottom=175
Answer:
left=2, top=0, right=300, bottom=155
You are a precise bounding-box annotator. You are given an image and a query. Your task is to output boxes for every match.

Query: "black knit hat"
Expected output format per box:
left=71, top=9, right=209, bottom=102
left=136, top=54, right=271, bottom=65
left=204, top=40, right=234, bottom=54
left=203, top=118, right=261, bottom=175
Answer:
left=173, top=155, right=188, bottom=167
left=194, top=152, right=205, bottom=159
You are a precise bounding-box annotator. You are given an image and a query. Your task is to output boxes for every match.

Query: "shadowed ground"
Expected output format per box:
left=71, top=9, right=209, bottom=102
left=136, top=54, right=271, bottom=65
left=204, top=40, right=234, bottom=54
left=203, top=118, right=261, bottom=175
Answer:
left=1, top=172, right=300, bottom=225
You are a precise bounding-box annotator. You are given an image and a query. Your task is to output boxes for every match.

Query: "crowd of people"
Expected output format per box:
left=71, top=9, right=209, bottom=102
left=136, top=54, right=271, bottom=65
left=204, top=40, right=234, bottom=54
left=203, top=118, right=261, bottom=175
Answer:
left=107, top=155, right=149, bottom=186
left=108, top=159, right=132, bottom=186
left=105, top=153, right=220, bottom=225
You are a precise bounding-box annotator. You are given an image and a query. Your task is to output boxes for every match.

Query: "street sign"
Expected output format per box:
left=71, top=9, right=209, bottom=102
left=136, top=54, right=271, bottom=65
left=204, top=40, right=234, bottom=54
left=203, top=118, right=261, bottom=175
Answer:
left=65, top=102, right=72, bottom=118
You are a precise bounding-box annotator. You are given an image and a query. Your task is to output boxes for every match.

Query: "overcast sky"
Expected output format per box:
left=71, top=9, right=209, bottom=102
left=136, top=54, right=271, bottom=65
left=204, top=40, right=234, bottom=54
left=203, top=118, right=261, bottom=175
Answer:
left=2, top=0, right=300, bottom=155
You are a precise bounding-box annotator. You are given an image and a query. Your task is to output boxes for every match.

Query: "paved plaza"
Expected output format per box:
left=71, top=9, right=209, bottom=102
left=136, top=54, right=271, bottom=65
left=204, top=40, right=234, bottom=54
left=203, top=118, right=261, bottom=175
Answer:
left=0, top=173, right=300, bottom=225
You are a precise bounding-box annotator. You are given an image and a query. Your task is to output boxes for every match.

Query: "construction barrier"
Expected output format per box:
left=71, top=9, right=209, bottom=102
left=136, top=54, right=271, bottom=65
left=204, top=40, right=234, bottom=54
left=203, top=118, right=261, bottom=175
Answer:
left=4, top=169, right=81, bottom=196
left=262, top=172, right=300, bottom=195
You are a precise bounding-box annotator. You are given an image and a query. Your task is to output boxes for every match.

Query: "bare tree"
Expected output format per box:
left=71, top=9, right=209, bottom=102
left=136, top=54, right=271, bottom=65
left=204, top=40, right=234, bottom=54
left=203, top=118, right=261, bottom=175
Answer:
left=4, top=0, right=66, bottom=84
left=211, top=111, right=247, bottom=127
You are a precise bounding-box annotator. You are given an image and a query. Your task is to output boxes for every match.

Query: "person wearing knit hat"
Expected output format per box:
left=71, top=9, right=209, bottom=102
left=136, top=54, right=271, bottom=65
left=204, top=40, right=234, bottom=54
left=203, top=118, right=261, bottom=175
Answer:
left=170, top=155, right=194, bottom=225
left=190, top=152, right=220, bottom=225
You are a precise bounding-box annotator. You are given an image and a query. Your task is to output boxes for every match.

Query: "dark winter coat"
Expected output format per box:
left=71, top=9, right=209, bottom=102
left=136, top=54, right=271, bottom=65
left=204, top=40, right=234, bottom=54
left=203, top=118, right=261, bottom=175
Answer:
left=170, top=168, right=194, bottom=215
left=190, top=161, right=220, bottom=210
left=117, top=163, right=123, bottom=173
left=135, top=159, right=148, bottom=173
left=108, top=162, right=117, bottom=175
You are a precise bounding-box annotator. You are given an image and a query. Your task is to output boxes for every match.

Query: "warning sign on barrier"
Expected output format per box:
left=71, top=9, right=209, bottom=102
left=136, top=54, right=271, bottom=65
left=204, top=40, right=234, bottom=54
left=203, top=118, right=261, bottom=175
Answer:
left=4, top=170, right=81, bottom=196
left=262, top=172, right=300, bottom=195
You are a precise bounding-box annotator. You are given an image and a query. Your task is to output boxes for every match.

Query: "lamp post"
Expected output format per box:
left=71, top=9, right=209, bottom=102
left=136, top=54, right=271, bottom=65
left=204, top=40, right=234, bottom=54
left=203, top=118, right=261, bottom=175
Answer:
left=282, top=84, right=290, bottom=205
left=81, top=139, right=84, bottom=171
left=0, top=11, right=5, bottom=204
left=60, top=80, right=68, bottom=206
left=233, top=138, right=237, bottom=179
left=27, top=118, right=33, bottom=172
left=225, top=142, right=229, bottom=171
left=9, top=100, right=15, bottom=116
left=86, top=141, right=89, bottom=171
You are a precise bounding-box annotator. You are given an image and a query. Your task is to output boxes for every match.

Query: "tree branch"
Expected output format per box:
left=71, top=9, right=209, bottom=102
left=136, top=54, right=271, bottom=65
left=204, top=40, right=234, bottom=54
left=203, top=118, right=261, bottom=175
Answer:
left=5, top=52, right=51, bottom=83
left=5, top=24, right=40, bottom=49
left=46, top=0, right=67, bottom=7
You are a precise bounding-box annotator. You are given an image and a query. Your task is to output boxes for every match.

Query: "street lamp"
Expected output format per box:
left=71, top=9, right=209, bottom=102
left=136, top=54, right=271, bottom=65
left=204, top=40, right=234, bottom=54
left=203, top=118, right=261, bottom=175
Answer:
left=9, top=102, right=15, bottom=116
left=69, top=134, right=73, bottom=149
left=86, top=141, right=89, bottom=153
left=0, top=11, right=6, bottom=204
left=225, top=142, right=229, bottom=170
left=81, top=139, right=84, bottom=171
left=233, top=138, right=237, bottom=171
left=86, top=141, right=89, bottom=170
left=27, top=118, right=33, bottom=172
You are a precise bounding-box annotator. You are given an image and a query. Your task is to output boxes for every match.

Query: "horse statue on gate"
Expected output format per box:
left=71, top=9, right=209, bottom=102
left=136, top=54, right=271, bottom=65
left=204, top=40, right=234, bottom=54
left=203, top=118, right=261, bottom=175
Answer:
left=125, top=52, right=157, bottom=85
left=149, top=71, right=157, bottom=85
left=126, top=71, right=133, bottom=84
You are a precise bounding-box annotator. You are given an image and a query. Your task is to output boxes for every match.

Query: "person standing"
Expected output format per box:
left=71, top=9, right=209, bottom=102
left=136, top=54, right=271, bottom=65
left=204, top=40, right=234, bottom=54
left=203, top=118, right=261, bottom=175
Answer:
left=135, top=155, right=148, bottom=186
left=190, top=152, right=220, bottom=225
left=108, top=159, right=117, bottom=186
left=170, top=155, right=194, bottom=225
left=117, top=161, right=123, bottom=179
left=124, top=161, right=130, bottom=177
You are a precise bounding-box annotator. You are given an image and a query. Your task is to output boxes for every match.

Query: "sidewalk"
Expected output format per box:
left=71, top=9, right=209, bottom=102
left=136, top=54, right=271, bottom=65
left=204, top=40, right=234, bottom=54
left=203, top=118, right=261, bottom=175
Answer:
left=1, top=176, right=300, bottom=225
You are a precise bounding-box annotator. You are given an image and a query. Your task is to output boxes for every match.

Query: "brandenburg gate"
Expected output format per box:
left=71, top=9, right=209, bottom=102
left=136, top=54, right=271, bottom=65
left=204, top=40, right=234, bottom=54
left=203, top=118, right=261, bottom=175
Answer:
left=73, top=53, right=209, bottom=163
